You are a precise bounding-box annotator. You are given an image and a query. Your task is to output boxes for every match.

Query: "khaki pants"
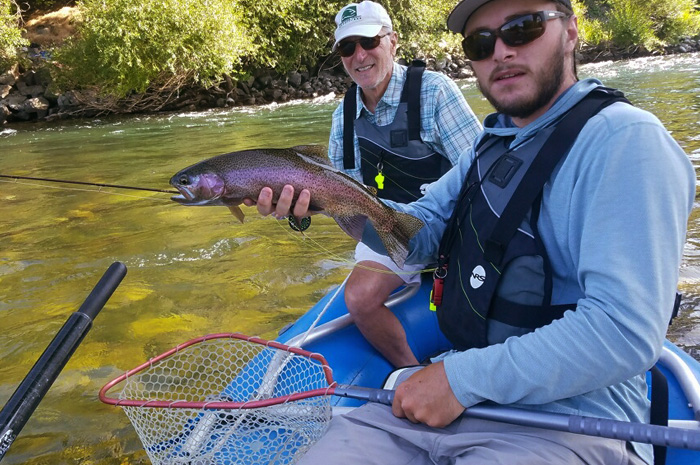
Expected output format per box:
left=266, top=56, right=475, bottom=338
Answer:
left=297, top=403, right=648, bottom=465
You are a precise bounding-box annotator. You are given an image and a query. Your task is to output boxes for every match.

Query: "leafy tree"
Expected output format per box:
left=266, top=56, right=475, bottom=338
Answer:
left=234, top=0, right=341, bottom=72
left=52, top=0, right=256, bottom=96
left=386, top=0, right=462, bottom=60
left=0, top=0, right=28, bottom=70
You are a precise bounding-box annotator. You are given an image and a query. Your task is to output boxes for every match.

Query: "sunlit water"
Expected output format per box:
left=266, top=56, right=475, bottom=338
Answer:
left=0, top=53, right=698, bottom=464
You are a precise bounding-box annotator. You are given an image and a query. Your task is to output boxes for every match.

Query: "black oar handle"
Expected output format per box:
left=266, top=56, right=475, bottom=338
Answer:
left=332, top=384, right=700, bottom=451
left=0, top=262, right=127, bottom=461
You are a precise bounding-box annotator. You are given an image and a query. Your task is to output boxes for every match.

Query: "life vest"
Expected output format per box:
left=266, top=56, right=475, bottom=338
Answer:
left=343, top=61, right=451, bottom=203
left=432, top=87, right=630, bottom=351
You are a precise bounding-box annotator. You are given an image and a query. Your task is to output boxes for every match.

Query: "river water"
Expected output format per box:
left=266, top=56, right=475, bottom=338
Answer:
left=0, top=53, right=698, bottom=464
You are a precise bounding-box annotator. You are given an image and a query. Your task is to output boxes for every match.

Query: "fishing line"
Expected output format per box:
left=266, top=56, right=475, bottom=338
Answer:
left=3, top=172, right=432, bottom=275
left=0, top=176, right=176, bottom=202
left=0, top=174, right=178, bottom=194
left=271, top=217, right=436, bottom=276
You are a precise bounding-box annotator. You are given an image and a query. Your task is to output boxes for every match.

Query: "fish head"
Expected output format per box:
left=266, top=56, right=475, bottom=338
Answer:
left=170, top=169, right=227, bottom=206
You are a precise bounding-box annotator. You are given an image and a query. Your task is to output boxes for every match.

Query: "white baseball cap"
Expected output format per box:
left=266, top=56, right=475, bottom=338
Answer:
left=332, top=1, right=393, bottom=51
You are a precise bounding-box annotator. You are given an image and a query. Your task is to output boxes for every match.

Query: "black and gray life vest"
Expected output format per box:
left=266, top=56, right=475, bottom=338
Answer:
left=431, top=87, right=630, bottom=351
left=343, top=61, right=451, bottom=203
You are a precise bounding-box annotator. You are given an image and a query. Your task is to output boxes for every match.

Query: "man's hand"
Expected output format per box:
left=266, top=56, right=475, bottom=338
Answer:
left=242, top=185, right=312, bottom=218
left=392, top=361, right=465, bottom=428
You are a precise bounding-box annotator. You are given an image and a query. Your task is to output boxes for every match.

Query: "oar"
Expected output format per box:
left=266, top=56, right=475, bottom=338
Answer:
left=331, top=384, right=700, bottom=451
left=0, top=262, right=127, bottom=461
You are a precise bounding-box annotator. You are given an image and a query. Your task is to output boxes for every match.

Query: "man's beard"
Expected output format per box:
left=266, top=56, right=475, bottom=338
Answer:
left=477, top=43, right=567, bottom=119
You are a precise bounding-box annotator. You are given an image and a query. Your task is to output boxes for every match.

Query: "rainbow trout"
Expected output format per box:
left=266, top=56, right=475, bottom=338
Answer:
left=170, top=145, right=424, bottom=267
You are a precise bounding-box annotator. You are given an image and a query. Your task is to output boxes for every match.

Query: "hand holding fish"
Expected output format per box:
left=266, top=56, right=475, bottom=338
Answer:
left=170, top=145, right=424, bottom=267
left=243, top=185, right=313, bottom=219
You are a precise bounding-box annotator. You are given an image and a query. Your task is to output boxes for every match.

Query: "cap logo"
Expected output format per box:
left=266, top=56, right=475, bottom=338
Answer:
left=341, top=6, right=358, bottom=24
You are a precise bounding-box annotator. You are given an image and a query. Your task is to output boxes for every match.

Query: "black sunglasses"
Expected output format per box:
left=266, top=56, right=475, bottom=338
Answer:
left=337, top=34, right=389, bottom=58
left=462, top=11, right=569, bottom=61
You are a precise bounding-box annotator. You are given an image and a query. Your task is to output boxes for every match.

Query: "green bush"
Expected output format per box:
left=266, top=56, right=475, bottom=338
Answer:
left=52, top=0, right=256, bottom=96
left=584, top=0, right=700, bottom=49
left=0, top=0, right=28, bottom=70
left=572, top=0, right=611, bottom=47
left=234, top=0, right=341, bottom=72
left=606, top=0, right=661, bottom=48
left=648, top=0, right=700, bottom=42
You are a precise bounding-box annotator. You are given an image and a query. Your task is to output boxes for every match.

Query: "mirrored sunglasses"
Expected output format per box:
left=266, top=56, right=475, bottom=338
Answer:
left=462, top=11, right=569, bottom=61
left=337, top=34, right=389, bottom=58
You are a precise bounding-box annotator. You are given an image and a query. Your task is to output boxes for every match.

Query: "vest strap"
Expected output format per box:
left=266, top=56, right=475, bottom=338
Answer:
left=399, top=60, right=425, bottom=141
left=484, top=88, right=630, bottom=265
left=343, top=62, right=426, bottom=169
left=491, top=296, right=572, bottom=328
left=343, top=84, right=358, bottom=170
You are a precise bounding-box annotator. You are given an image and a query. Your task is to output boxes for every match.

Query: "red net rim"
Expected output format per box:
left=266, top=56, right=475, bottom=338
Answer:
left=98, top=332, right=336, bottom=409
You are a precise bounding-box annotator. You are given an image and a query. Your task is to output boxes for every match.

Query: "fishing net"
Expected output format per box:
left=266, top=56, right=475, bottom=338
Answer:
left=99, top=333, right=334, bottom=465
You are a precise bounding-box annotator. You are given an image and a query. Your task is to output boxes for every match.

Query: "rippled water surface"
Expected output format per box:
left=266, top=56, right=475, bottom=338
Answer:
left=0, top=53, right=699, bottom=464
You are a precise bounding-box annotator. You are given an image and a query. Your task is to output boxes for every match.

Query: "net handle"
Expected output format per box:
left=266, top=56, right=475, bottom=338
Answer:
left=331, top=385, right=700, bottom=452
left=98, top=333, right=335, bottom=409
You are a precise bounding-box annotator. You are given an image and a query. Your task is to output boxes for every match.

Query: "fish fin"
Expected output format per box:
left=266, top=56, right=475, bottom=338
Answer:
left=375, top=211, right=425, bottom=268
left=228, top=205, right=245, bottom=223
left=292, top=145, right=330, bottom=164
left=365, top=185, right=378, bottom=196
left=334, top=215, right=368, bottom=242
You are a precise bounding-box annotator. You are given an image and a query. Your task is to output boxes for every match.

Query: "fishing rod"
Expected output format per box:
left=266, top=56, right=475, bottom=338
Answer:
left=0, top=174, right=178, bottom=194
left=0, top=262, right=127, bottom=461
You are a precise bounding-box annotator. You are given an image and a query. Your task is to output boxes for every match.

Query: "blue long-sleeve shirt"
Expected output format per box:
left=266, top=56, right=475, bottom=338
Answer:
left=363, top=79, right=695, bottom=464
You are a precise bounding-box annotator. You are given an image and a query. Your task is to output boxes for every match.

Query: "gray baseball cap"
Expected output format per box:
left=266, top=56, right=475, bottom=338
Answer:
left=447, top=0, right=573, bottom=34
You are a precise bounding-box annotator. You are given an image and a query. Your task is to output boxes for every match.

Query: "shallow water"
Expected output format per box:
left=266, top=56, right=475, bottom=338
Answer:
left=0, top=53, right=699, bottom=463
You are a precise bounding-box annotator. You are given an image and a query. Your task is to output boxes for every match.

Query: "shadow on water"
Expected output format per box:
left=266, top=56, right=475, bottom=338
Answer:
left=0, top=53, right=698, bottom=463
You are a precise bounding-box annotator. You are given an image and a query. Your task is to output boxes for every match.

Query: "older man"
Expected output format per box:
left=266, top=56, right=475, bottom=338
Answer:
left=260, top=1, right=481, bottom=368
left=256, top=0, right=695, bottom=463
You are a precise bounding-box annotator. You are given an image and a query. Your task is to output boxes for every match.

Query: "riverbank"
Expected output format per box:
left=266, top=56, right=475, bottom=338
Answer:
left=1, top=37, right=699, bottom=125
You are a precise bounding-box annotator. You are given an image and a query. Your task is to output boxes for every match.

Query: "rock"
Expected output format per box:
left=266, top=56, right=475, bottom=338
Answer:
left=2, top=93, right=27, bottom=111
left=16, top=81, right=45, bottom=98
left=34, top=67, right=53, bottom=87
left=0, top=84, right=11, bottom=99
left=265, top=88, right=283, bottom=100
left=57, top=92, right=79, bottom=109
left=256, top=74, right=273, bottom=87
left=0, top=65, right=19, bottom=86
left=0, top=103, right=9, bottom=124
left=22, top=96, right=50, bottom=112
left=21, top=70, right=37, bottom=86
left=288, top=71, right=302, bottom=87
left=457, top=68, right=472, bottom=79
left=223, top=74, right=235, bottom=92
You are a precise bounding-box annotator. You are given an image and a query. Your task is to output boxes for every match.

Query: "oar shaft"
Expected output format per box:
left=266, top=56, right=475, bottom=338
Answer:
left=332, top=385, right=700, bottom=451
left=0, top=262, right=127, bottom=461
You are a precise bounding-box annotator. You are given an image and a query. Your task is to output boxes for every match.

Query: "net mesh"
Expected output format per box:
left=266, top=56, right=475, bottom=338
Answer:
left=104, top=335, right=333, bottom=465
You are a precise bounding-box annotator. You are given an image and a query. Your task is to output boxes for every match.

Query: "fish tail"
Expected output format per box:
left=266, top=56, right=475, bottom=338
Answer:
left=376, top=211, right=424, bottom=268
